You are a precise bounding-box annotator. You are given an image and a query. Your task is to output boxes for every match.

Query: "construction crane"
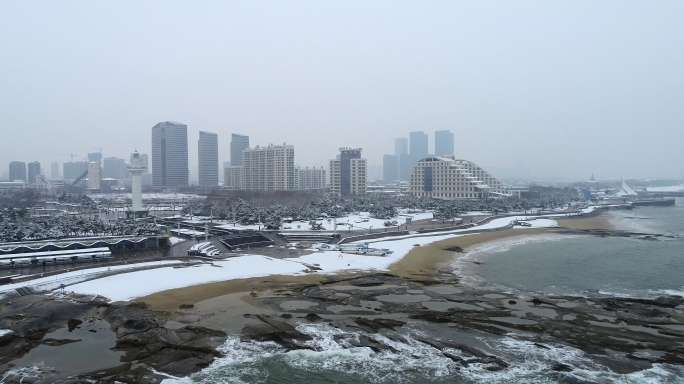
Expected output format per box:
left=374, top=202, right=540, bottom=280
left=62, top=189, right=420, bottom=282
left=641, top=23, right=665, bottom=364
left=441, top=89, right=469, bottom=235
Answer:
left=91, top=147, right=103, bottom=153
left=52, top=153, right=78, bottom=162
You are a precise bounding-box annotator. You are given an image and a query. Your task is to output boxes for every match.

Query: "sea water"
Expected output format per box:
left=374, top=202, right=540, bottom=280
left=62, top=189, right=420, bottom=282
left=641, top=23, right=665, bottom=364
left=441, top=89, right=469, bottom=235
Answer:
left=158, top=199, right=684, bottom=384
left=462, top=198, right=684, bottom=298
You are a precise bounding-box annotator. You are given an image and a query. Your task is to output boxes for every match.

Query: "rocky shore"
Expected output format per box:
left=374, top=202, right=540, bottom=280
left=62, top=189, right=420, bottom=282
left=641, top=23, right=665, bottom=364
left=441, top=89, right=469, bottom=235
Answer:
left=0, top=215, right=682, bottom=382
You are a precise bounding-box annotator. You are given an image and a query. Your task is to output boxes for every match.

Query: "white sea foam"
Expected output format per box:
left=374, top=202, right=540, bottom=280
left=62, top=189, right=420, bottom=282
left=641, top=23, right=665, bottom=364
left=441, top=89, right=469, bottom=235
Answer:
left=163, top=323, right=684, bottom=384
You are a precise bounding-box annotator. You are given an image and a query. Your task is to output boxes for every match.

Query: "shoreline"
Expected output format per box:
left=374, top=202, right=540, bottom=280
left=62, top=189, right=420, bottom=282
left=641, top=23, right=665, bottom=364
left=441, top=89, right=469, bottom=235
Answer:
left=138, top=211, right=615, bottom=310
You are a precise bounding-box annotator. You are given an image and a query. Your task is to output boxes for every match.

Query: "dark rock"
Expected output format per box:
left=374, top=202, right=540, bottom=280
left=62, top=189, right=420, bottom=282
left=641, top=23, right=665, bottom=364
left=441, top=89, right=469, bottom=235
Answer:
left=442, top=246, right=464, bottom=253
left=241, top=315, right=313, bottom=350
left=653, top=296, right=683, bottom=308
left=349, top=277, right=385, bottom=287
left=42, top=338, right=81, bottom=346
left=127, top=301, right=148, bottom=309
left=508, top=300, right=517, bottom=305
left=280, top=313, right=293, bottom=319
left=352, top=318, right=405, bottom=332
left=304, top=313, right=323, bottom=321
left=179, top=304, right=194, bottom=309
left=551, top=363, right=573, bottom=372
left=442, top=351, right=468, bottom=367
left=159, top=357, right=211, bottom=375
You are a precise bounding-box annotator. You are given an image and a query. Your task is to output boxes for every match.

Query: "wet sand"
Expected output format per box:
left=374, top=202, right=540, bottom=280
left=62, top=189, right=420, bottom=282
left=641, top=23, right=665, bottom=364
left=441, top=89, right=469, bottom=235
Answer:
left=140, top=212, right=613, bottom=310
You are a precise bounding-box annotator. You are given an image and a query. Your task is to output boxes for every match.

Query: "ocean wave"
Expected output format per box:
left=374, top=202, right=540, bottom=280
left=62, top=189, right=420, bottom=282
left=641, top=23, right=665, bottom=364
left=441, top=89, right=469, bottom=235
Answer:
left=165, top=322, right=684, bottom=384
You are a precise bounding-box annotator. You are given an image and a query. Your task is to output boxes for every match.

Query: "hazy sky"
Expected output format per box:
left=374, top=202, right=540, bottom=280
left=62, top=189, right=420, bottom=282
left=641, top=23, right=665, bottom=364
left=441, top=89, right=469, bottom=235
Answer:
left=2, top=1, right=683, bottom=181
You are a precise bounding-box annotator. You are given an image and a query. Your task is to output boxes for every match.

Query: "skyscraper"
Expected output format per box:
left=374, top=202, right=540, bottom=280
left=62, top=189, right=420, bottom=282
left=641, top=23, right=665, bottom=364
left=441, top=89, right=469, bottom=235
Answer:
left=230, top=134, right=250, bottom=166
left=435, top=130, right=454, bottom=157
left=383, top=154, right=399, bottom=181
left=152, top=121, right=189, bottom=187
left=50, top=162, right=60, bottom=179
left=27, top=161, right=41, bottom=185
left=394, top=138, right=408, bottom=156
left=330, top=148, right=367, bottom=197
left=9, top=161, right=26, bottom=182
left=198, top=131, right=219, bottom=186
left=409, top=131, right=429, bottom=157
left=243, top=144, right=295, bottom=191
left=87, top=152, right=103, bottom=166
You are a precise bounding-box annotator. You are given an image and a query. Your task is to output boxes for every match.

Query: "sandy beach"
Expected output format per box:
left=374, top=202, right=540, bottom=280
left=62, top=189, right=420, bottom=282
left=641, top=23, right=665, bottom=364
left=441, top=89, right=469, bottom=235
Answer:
left=136, top=212, right=614, bottom=311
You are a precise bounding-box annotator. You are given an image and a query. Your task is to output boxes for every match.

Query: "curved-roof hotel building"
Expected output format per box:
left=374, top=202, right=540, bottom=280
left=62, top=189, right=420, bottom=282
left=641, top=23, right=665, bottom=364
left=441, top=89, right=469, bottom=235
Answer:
left=409, top=156, right=506, bottom=199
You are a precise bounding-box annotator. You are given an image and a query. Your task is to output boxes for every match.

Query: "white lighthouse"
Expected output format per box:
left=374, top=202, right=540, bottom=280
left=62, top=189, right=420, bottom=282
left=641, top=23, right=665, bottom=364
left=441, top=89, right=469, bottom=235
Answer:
left=126, top=151, right=148, bottom=219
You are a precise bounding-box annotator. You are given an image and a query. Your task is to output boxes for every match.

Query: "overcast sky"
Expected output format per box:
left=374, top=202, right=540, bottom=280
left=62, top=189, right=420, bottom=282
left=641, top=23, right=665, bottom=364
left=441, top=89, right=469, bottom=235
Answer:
left=1, top=1, right=683, bottom=181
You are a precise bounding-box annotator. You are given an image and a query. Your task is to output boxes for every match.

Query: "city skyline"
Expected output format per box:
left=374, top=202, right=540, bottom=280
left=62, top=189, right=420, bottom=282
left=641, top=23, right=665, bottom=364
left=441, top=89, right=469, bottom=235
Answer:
left=2, top=2, right=683, bottom=181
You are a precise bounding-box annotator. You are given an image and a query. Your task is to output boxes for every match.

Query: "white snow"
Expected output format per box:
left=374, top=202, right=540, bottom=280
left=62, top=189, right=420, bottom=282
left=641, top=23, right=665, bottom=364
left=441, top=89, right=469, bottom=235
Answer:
left=646, top=185, right=684, bottom=192
left=0, top=330, right=12, bottom=337
left=0, top=261, right=182, bottom=296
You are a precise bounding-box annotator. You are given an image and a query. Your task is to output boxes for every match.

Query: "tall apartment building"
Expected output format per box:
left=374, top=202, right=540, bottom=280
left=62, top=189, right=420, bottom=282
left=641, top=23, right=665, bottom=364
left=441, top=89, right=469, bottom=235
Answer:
left=230, top=134, right=250, bottom=167
left=243, top=144, right=295, bottom=191
left=50, top=162, right=60, bottom=179
left=395, top=138, right=408, bottom=156
left=63, top=161, right=89, bottom=180
left=9, top=161, right=26, bottom=182
left=383, top=154, right=399, bottom=181
left=409, top=131, right=429, bottom=157
left=152, top=121, right=189, bottom=187
left=103, top=157, right=129, bottom=180
left=223, top=166, right=244, bottom=189
left=198, top=131, right=219, bottom=186
left=435, top=130, right=454, bottom=157
left=330, top=148, right=367, bottom=197
left=27, top=161, right=41, bottom=185
left=298, top=167, right=326, bottom=190
left=87, top=152, right=103, bottom=166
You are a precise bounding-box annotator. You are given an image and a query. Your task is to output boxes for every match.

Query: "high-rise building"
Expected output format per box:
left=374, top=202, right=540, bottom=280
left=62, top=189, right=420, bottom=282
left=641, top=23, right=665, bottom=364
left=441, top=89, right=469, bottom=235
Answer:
left=103, top=157, right=129, bottom=180
left=198, top=131, right=219, bottom=186
left=298, top=167, right=326, bottom=190
left=383, top=154, right=399, bottom=181
left=87, top=162, right=101, bottom=189
left=409, top=131, right=429, bottom=157
left=330, top=148, right=367, bottom=197
left=27, top=161, right=41, bottom=185
left=243, top=144, right=295, bottom=191
left=224, top=166, right=244, bottom=189
left=139, top=153, right=151, bottom=186
left=152, top=121, right=189, bottom=187
left=395, top=138, right=408, bottom=156
left=435, top=130, right=454, bottom=157
left=50, top=162, right=60, bottom=179
left=87, top=152, right=103, bottom=166
left=230, top=134, right=250, bottom=167
left=9, top=161, right=26, bottom=182
left=63, top=161, right=89, bottom=180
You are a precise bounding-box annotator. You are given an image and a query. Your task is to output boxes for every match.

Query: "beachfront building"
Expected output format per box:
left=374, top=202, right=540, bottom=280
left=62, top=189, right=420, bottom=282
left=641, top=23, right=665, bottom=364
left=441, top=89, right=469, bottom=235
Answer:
left=330, top=148, right=367, bottom=197
left=243, top=144, right=295, bottom=191
left=409, top=156, right=506, bottom=199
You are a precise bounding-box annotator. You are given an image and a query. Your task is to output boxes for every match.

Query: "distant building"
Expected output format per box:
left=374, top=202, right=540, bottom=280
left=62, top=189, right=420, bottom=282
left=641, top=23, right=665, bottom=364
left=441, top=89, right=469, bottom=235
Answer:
left=330, top=148, right=367, bottom=197
left=223, top=166, right=244, bottom=189
left=409, top=156, right=505, bottom=200
left=230, top=134, right=250, bottom=167
left=50, top=162, right=60, bottom=179
left=140, top=154, right=152, bottom=186
left=152, top=121, right=189, bottom=187
left=434, top=130, right=454, bottom=157
left=9, top=161, right=26, bottom=182
left=87, top=152, right=103, bottom=166
left=62, top=161, right=89, bottom=180
left=409, top=131, right=428, bottom=157
left=103, top=157, right=129, bottom=180
left=27, top=161, right=41, bottom=185
left=243, top=144, right=295, bottom=191
left=87, top=162, right=101, bottom=189
left=383, top=154, right=399, bottom=181
left=63, top=161, right=89, bottom=180
left=298, top=167, right=326, bottom=190
left=198, top=131, right=219, bottom=186
left=395, top=138, right=408, bottom=156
